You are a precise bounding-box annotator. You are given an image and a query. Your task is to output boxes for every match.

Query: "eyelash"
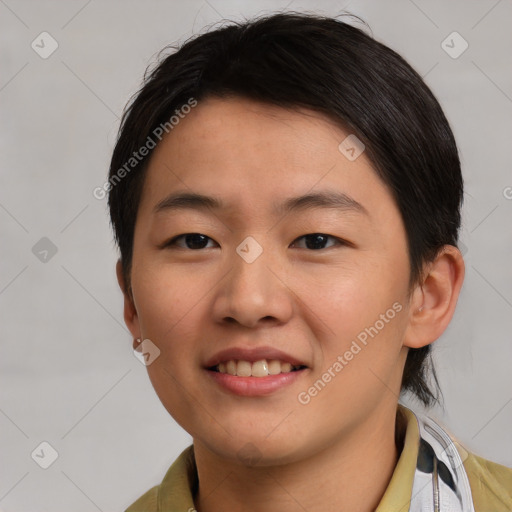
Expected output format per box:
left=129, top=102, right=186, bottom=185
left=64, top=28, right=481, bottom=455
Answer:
left=162, top=233, right=347, bottom=251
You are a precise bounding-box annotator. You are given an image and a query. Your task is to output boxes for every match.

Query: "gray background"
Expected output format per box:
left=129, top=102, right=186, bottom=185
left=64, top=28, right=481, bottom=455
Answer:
left=1, top=0, right=511, bottom=510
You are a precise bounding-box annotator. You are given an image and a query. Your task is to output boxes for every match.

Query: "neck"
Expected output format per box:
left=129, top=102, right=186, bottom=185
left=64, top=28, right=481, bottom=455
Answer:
left=194, top=404, right=402, bottom=512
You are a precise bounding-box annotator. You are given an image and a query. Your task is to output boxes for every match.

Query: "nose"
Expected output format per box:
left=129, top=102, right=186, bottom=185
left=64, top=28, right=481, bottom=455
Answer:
left=211, top=237, right=294, bottom=329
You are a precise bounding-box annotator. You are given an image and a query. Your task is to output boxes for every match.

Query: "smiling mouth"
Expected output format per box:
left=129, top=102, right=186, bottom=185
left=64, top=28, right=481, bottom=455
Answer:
left=208, top=359, right=308, bottom=378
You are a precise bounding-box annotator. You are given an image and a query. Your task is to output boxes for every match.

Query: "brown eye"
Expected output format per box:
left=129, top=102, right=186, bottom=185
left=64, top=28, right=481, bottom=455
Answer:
left=165, top=233, right=217, bottom=250
left=291, top=233, right=344, bottom=250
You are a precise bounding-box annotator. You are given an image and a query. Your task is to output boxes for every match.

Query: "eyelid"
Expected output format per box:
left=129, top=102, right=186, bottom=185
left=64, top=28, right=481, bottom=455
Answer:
left=160, top=233, right=218, bottom=250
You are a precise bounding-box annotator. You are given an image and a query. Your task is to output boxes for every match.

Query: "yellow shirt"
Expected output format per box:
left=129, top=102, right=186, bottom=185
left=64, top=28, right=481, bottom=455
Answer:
left=125, top=406, right=512, bottom=511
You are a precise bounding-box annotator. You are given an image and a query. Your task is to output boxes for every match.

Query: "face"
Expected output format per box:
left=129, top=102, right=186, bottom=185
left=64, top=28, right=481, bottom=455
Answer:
left=123, top=96, right=416, bottom=465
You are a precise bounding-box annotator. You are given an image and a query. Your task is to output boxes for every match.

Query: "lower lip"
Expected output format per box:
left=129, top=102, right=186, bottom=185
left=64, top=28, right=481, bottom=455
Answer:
left=206, top=369, right=307, bottom=396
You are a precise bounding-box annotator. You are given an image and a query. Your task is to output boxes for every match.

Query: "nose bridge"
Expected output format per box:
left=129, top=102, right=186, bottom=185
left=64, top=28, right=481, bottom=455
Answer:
left=231, top=233, right=274, bottom=303
left=214, top=232, right=292, bottom=327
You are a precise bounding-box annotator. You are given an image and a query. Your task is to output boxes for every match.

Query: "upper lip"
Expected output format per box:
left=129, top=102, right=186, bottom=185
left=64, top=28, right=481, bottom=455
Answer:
left=204, top=346, right=308, bottom=369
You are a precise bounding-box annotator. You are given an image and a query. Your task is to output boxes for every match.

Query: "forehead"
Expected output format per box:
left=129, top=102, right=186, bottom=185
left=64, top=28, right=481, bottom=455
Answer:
left=137, top=96, right=399, bottom=225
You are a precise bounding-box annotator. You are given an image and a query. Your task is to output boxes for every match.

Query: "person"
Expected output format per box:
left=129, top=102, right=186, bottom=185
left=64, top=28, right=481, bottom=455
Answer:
left=107, top=11, right=512, bottom=512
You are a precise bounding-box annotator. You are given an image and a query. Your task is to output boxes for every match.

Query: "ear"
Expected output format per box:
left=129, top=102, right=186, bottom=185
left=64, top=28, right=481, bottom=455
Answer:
left=403, top=245, right=465, bottom=349
left=116, top=259, right=142, bottom=350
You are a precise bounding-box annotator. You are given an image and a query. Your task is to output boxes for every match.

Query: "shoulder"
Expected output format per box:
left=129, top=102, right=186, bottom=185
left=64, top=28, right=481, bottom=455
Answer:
left=123, top=445, right=197, bottom=512
left=463, top=450, right=512, bottom=512
left=124, top=485, right=159, bottom=512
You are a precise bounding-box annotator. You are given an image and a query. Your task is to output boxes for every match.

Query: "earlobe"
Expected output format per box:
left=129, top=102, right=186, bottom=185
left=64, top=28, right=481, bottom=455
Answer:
left=115, top=259, right=142, bottom=341
left=403, top=245, right=465, bottom=349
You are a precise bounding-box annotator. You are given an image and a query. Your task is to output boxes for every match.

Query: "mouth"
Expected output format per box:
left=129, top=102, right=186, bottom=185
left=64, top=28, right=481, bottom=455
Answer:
left=203, top=346, right=309, bottom=395
left=208, top=359, right=308, bottom=378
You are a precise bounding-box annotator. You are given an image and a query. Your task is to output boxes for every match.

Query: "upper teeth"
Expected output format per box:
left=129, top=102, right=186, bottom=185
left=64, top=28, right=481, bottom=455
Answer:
left=217, top=359, right=301, bottom=377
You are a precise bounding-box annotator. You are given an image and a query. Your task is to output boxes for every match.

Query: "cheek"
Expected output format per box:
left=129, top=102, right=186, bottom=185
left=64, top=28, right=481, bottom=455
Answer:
left=298, top=313, right=408, bottom=430
left=132, top=257, right=199, bottom=337
left=295, top=258, right=409, bottom=399
left=131, top=262, right=204, bottom=394
left=296, top=256, right=407, bottom=339
left=132, top=266, right=209, bottom=435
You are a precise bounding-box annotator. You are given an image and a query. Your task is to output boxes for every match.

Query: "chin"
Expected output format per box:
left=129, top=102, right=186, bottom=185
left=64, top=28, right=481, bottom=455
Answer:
left=202, top=430, right=311, bottom=468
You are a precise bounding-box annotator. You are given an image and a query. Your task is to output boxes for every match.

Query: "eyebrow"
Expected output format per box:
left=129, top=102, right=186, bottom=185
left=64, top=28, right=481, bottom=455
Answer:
left=153, top=190, right=369, bottom=217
